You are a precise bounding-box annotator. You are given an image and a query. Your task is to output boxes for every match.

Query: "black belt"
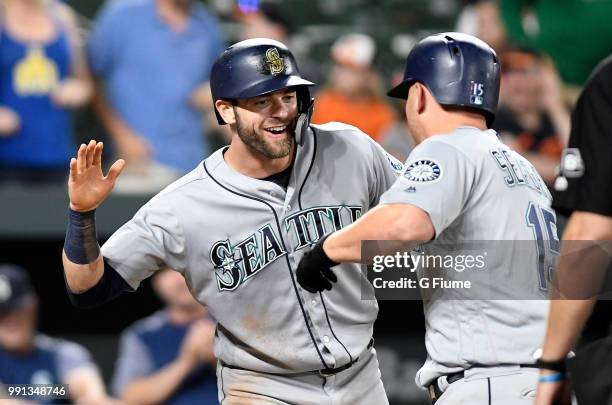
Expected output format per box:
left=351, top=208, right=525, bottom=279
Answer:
left=427, top=364, right=539, bottom=404
left=221, top=338, right=374, bottom=378
left=318, top=338, right=374, bottom=377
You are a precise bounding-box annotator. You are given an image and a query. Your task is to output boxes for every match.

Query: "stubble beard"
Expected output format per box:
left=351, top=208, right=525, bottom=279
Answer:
left=235, top=113, right=296, bottom=159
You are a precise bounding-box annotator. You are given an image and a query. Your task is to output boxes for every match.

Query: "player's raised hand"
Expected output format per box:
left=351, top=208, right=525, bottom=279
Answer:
left=68, top=140, right=125, bottom=212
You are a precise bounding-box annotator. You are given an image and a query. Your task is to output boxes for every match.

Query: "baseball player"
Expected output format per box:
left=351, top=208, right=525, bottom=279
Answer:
left=62, top=38, right=403, bottom=404
left=297, top=33, right=556, bottom=404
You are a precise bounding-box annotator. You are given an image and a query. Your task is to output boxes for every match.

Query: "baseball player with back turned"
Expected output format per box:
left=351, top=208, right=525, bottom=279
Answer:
left=61, top=38, right=403, bottom=404
left=297, top=33, right=557, bottom=404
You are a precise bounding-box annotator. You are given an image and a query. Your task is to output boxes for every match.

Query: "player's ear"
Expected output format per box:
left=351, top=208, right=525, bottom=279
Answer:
left=215, top=100, right=237, bottom=125
left=416, top=83, right=427, bottom=115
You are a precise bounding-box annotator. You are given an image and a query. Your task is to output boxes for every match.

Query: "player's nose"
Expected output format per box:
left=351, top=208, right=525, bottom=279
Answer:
left=269, top=98, right=290, bottom=120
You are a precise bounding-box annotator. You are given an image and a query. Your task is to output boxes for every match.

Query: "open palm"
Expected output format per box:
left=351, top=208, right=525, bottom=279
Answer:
left=69, top=140, right=125, bottom=212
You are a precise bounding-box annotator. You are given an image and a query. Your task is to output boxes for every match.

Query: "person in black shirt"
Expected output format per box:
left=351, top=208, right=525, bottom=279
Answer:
left=535, top=55, right=612, bottom=405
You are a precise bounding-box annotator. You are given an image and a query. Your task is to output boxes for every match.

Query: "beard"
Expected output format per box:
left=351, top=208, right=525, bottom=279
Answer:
left=235, top=110, right=296, bottom=159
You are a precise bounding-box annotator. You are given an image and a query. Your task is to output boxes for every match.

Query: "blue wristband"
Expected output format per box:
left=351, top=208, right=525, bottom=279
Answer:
left=538, top=373, right=565, bottom=383
left=64, top=208, right=100, bottom=264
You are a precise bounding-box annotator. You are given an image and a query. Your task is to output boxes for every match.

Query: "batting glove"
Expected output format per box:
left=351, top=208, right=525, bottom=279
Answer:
left=296, top=234, right=339, bottom=293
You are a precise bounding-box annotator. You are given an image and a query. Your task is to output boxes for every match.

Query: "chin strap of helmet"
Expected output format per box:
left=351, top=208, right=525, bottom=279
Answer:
left=295, top=97, right=314, bottom=146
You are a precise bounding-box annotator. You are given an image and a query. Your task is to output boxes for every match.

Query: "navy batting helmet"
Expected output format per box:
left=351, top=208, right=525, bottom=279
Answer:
left=388, top=32, right=500, bottom=126
left=210, top=38, right=315, bottom=125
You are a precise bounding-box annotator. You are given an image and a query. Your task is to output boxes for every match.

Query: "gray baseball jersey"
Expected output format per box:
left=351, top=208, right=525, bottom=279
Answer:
left=380, top=126, right=555, bottom=388
left=102, top=122, right=402, bottom=374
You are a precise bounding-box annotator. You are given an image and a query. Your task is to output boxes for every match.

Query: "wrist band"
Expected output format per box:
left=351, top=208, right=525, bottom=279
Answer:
left=536, top=357, right=567, bottom=374
left=538, top=373, right=565, bottom=383
left=64, top=208, right=100, bottom=264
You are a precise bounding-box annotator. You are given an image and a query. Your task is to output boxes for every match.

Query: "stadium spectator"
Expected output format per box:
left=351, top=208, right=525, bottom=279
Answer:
left=0, top=0, right=92, bottom=184
left=500, top=0, right=612, bottom=86
left=455, top=0, right=507, bottom=53
left=88, top=0, right=225, bottom=192
left=238, top=3, right=322, bottom=85
left=0, top=264, right=111, bottom=404
left=112, top=269, right=217, bottom=405
left=311, top=33, right=395, bottom=141
left=493, top=48, right=570, bottom=185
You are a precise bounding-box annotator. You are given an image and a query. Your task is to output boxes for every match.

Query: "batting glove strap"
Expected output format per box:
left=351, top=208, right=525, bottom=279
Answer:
left=311, top=234, right=340, bottom=268
left=296, top=234, right=340, bottom=293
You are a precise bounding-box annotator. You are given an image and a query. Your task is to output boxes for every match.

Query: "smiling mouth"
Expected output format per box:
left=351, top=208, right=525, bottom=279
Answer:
left=264, top=125, right=288, bottom=137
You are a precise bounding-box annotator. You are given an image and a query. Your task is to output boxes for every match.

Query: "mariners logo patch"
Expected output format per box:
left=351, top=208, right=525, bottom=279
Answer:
left=404, top=159, right=441, bottom=182
left=265, top=48, right=284, bottom=75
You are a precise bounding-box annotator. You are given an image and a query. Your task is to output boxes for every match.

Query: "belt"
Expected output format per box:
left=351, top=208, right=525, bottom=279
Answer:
left=427, top=364, right=539, bottom=404
left=221, top=338, right=374, bottom=378
left=318, top=338, right=374, bottom=377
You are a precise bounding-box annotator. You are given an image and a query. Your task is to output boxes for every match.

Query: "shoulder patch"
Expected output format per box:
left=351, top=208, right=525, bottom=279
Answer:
left=386, top=153, right=404, bottom=173
left=404, top=159, right=442, bottom=182
left=559, top=148, right=584, bottom=178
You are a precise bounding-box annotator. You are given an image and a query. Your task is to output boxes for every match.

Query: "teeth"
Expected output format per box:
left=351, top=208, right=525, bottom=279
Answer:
left=266, top=126, right=286, bottom=134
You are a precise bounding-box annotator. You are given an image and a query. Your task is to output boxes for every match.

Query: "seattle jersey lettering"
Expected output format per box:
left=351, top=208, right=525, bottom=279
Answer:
left=211, top=205, right=362, bottom=291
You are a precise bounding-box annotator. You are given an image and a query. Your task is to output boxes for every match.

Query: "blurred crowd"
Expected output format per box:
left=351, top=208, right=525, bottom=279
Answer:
left=1, top=0, right=610, bottom=192
left=1, top=0, right=612, bottom=403
left=0, top=264, right=217, bottom=404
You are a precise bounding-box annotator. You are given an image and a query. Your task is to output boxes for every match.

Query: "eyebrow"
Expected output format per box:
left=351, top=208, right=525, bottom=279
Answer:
left=250, top=90, right=296, bottom=102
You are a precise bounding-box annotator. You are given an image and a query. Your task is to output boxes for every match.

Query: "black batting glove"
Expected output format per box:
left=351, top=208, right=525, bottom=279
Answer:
left=296, top=234, right=340, bottom=293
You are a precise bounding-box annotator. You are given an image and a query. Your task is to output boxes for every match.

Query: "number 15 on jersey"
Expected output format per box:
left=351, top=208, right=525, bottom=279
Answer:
left=526, top=202, right=560, bottom=291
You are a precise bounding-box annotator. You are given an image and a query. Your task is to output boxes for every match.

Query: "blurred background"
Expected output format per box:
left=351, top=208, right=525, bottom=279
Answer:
left=1, top=0, right=612, bottom=403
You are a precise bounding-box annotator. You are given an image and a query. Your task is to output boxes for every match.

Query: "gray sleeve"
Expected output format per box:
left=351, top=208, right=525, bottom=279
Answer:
left=101, top=195, right=186, bottom=290
left=111, top=330, right=154, bottom=396
left=367, top=137, right=404, bottom=206
left=379, top=140, right=475, bottom=237
left=53, top=340, right=99, bottom=381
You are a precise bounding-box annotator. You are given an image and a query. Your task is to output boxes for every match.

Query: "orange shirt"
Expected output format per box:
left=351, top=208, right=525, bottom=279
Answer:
left=311, top=89, right=395, bottom=141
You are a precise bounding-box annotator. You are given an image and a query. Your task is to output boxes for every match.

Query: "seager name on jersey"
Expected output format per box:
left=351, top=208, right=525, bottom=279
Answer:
left=211, top=204, right=363, bottom=292
left=490, top=148, right=552, bottom=200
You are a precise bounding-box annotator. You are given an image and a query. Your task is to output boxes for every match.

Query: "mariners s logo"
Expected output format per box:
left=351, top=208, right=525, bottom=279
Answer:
left=210, top=224, right=286, bottom=292
left=265, top=48, right=284, bottom=75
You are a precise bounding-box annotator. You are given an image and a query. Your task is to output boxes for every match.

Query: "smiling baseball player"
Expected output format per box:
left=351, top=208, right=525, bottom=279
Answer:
left=62, top=38, right=403, bottom=404
left=296, top=33, right=557, bottom=404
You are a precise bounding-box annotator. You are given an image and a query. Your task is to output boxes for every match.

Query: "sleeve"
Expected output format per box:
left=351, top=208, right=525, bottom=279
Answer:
left=367, top=137, right=404, bottom=206
left=552, top=57, right=612, bottom=217
left=87, top=1, right=123, bottom=77
left=111, top=330, right=154, bottom=396
left=54, top=340, right=99, bottom=382
left=101, top=195, right=187, bottom=290
left=379, top=140, right=476, bottom=237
